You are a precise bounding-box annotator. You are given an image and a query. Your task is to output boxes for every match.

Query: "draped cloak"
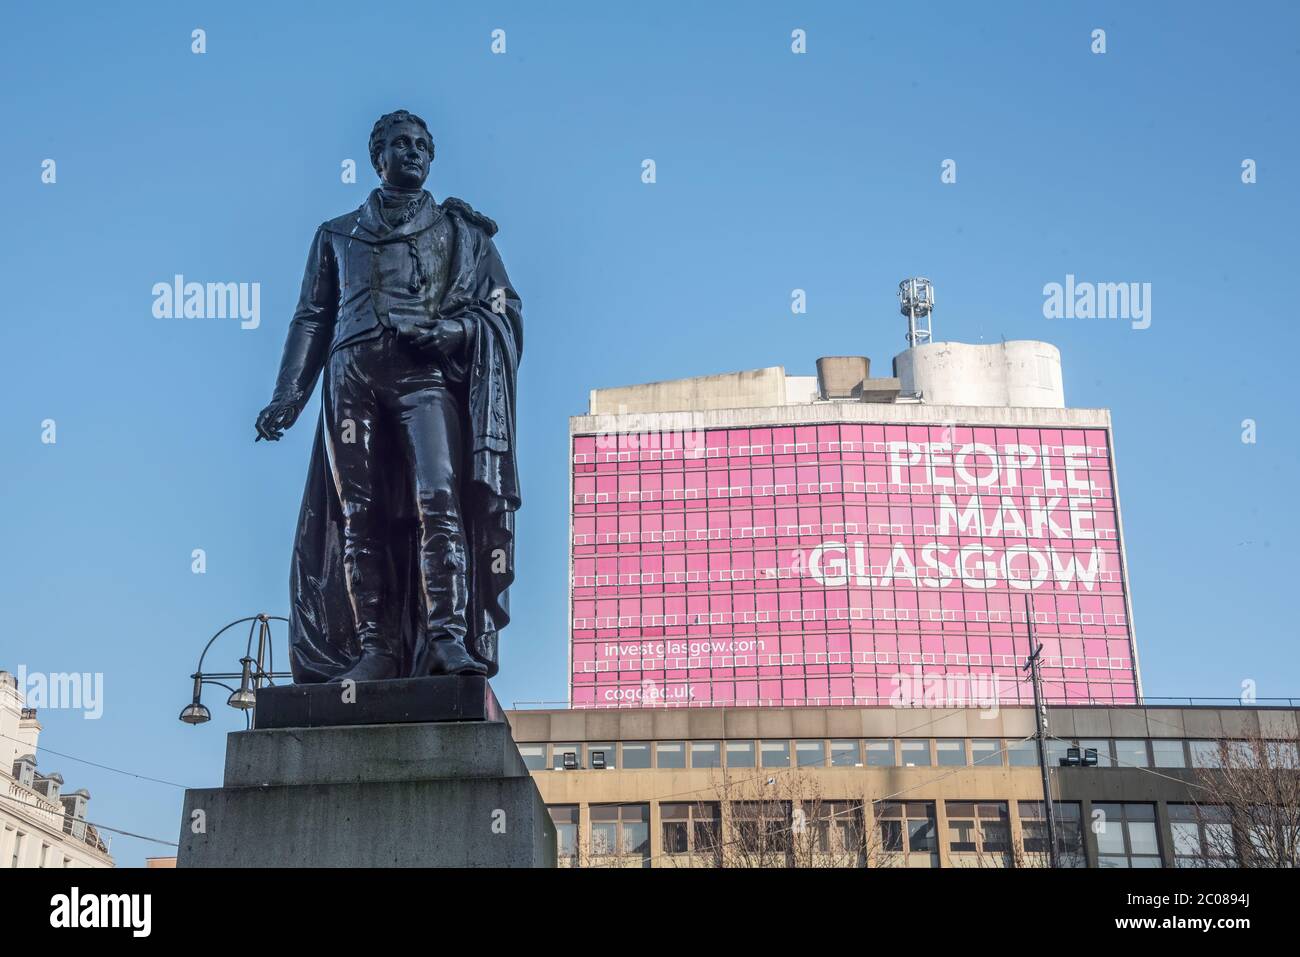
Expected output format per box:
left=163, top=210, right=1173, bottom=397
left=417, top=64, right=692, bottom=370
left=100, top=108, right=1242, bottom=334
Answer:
left=286, top=199, right=522, bottom=682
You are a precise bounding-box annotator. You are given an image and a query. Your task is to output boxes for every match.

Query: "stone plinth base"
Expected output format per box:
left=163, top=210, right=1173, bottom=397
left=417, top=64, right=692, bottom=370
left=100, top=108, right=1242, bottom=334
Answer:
left=177, top=691, right=555, bottom=868
left=253, top=675, right=502, bottom=730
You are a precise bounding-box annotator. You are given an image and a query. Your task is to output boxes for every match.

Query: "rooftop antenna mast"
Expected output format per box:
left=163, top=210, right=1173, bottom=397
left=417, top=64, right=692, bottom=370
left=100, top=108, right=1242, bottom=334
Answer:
left=898, top=277, right=935, bottom=347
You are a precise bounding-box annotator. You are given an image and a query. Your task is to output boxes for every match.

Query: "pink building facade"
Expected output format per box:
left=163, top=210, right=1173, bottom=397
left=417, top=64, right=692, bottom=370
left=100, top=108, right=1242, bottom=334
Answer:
left=569, top=404, right=1140, bottom=710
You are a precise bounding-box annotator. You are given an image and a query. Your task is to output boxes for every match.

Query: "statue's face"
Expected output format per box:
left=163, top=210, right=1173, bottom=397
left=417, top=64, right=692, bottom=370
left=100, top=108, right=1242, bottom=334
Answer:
left=376, top=120, right=432, bottom=189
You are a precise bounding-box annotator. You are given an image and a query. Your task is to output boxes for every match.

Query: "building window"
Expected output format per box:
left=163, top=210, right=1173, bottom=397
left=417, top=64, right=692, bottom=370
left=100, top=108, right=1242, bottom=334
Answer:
left=662, top=804, right=688, bottom=855
left=946, top=802, right=1010, bottom=865
left=795, top=740, right=826, bottom=768
left=1113, top=739, right=1150, bottom=768
left=760, top=740, right=791, bottom=768
left=656, top=741, right=686, bottom=769
left=551, top=744, right=579, bottom=771
left=828, top=801, right=865, bottom=861
left=1018, top=801, right=1085, bottom=867
left=590, top=806, right=618, bottom=858
left=1006, top=739, right=1038, bottom=767
left=590, top=804, right=650, bottom=865
left=732, top=801, right=791, bottom=860
left=970, top=739, right=1001, bottom=766
left=692, top=803, right=721, bottom=858
left=878, top=806, right=903, bottom=853
left=874, top=801, right=937, bottom=867
left=1222, top=740, right=1258, bottom=768
left=624, top=806, right=650, bottom=863
left=1045, top=738, right=1071, bottom=767
left=1240, top=804, right=1298, bottom=866
left=689, top=741, right=721, bottom=768
left=1188, top=740, right=1223, bottom=768
left=725, top=741, right=755, bottom=768
left=799, top=801, right=864, bottom=864
left=900, top=740, right=931, bottom=767
left=11, top=832, right=24, bottom=869
left=1265, top=740, right=1298, bottom=769
left=662, top=802, right=720, bottom=862
left=830, top=740, right=861, bottom=767
left=1094, top=802, right=1162, bottom=867
left=518, top=744, right=546, bottom=771
left=1079, top=739, right=1113, bottom=768
left=864, top=740, right=895, bottom=767
left=1151, top=739, right=1187, bottom=768
left=621, top=742, right=652, bottom=769
left=1169, top=804, right=1235, bottom=867
left=585, top=743, right=616, bottom=769
left=936, top=739, right=966, bottom=767
left=549, top=806, right=579, bottom=865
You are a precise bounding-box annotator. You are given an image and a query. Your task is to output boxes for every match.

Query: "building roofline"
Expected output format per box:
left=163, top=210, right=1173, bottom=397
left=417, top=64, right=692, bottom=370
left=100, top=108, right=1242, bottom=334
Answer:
left=571, top=400, right=1112, bottom=435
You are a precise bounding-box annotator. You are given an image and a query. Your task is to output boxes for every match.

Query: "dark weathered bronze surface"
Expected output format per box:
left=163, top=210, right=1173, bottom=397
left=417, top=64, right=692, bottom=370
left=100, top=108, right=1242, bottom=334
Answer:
left=255, top=111, right=522, bottom=684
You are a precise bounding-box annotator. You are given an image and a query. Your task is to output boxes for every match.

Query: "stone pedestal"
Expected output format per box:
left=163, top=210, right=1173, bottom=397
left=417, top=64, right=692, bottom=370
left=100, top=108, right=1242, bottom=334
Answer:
left=177, top=678, right=555, bottom=868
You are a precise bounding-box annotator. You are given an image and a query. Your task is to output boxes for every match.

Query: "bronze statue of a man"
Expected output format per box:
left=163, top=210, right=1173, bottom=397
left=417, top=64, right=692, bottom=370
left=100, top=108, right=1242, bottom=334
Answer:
left=255, top=110, right=522, bottom=684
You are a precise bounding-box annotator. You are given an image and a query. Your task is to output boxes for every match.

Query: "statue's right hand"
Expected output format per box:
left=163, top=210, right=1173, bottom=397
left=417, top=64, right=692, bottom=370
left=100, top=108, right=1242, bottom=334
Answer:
left=255, top=399, right=302, bottom=442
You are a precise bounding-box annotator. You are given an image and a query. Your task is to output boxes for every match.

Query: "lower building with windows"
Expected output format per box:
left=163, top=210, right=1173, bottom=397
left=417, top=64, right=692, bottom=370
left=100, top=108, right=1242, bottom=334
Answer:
left=504, top=703, right=1299, bottom=868
left=0, top=671, right=114, bottom=869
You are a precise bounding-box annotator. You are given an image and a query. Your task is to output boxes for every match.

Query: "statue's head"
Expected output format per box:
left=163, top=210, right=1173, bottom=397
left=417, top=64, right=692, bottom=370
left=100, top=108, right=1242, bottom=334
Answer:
left=369, top=109, right=434, bottom=189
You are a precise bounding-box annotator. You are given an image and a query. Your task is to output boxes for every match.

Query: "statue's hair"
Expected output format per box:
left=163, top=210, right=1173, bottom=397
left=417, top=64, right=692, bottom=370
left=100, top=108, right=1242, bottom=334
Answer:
left=369, top=110, right=434, bottom=174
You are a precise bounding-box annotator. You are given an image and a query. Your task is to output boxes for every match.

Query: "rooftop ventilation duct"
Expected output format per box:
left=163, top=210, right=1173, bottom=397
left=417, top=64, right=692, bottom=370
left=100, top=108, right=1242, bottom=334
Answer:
left=816, top=356, right=870, bottom=400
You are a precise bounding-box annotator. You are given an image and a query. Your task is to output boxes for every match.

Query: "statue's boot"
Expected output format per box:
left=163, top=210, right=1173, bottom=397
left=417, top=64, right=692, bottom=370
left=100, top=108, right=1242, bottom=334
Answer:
left=418, top=522, right=486, bottom=676
left=332, top=646, right=400, bottom=683
left=423, top=637, right=488, bottom=676
left=336, top=507, right=400, bottom=682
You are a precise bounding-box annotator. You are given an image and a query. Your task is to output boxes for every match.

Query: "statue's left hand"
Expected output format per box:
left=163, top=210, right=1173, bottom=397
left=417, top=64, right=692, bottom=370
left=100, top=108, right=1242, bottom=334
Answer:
left=413, top=317, right=466, bottom=356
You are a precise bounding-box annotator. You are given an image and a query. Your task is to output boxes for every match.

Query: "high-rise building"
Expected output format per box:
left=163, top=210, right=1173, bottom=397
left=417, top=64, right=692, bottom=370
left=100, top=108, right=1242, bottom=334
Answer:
left=568, top=286, right=1137, bottom=710
left=519, top=284, right=1297, bottom=869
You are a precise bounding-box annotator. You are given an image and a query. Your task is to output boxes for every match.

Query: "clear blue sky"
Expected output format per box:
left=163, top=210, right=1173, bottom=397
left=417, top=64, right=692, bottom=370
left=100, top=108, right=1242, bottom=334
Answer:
left=2, top=2, right=1297, bottom=866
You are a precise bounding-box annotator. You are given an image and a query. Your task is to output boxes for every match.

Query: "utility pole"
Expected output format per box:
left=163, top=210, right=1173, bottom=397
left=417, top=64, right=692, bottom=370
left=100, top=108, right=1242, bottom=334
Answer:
left=1022, top=594, right=1059, bottom=868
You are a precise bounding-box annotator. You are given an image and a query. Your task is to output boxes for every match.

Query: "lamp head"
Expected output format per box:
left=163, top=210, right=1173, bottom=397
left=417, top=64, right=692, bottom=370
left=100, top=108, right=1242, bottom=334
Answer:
left=179, top=701, right=211, bottom=725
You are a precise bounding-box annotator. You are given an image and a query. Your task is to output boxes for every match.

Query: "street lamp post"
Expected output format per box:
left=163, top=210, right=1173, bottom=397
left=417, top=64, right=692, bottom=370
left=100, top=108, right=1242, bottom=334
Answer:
left=178, top=614, right=292, bottom=728
left=1022, top=596, right=1060, bottom=868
